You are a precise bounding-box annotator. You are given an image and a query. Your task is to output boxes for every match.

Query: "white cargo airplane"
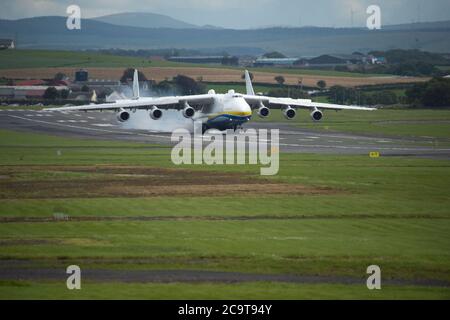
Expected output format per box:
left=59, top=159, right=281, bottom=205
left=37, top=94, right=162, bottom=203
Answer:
left=45, top=70, right=375, bottom=133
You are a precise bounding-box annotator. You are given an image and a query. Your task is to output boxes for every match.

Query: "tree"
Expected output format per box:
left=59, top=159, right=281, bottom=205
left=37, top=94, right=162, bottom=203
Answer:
left=406, top=77, right=450, bottom=107
left=173, top=75, right=206, bottom=95
left=274, top=76, right=285, bottom=86
left=317, top=80, right=327, bottom=90
left=97, top=87, right=113, bottom=100
left=263, top=51, right=286, bottom=58
left=54, top=72, right=67, bottom=81
left=60, top=89, right=70, bottom=99
left=221, top=56, right=239, bottom=66
left=120, top=68, right=148, bottom=84
left=241, top=72, right=254, bottom=81
left=422, top=79, right=450, bottom=106
left=43, top=87, right=59, bottom=100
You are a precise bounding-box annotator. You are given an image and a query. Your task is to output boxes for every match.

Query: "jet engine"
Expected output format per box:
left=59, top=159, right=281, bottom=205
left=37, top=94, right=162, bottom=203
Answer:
left=149, top=106, right=163, bottom=120
left=116, top=110, right=130, bottom=122
left=310, top=108, right=323, bottom=121
left=257, top=102, right=270, bottom=118
left=182, top=103, right=195, bottom=118
left=283, top=106, right=296, bottom=120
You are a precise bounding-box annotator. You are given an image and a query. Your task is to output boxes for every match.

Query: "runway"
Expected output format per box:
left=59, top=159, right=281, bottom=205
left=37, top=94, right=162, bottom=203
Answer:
left=1, top=108, right=449, bottom=158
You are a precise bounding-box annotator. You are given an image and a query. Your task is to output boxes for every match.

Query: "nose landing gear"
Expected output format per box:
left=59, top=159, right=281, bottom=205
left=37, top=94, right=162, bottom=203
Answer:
left=202, top=124, right=209, bottom=134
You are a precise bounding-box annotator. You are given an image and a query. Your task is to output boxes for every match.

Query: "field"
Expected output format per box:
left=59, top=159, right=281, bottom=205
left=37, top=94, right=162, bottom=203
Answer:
left=0, top=121, right=449, bottom=299
left=0, top=49, right=184, bottom=69
left=0, top=50, right=428, bottom=87
left=257, top=108, right=450, bottom=140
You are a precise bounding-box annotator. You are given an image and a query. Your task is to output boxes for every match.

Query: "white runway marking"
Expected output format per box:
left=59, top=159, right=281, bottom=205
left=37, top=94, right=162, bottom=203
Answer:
left=7, top=115, right=172, bottom=140
left=92, top=123, right=115, bottom=127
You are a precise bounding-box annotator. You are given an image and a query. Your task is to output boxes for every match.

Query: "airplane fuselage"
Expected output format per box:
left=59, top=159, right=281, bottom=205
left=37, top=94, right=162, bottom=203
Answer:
left=198, top=92, right=252, bottom=131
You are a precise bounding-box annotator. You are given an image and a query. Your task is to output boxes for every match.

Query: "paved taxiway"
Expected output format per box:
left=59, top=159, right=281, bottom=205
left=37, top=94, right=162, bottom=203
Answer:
left=0, top=108, right=449, bottom=158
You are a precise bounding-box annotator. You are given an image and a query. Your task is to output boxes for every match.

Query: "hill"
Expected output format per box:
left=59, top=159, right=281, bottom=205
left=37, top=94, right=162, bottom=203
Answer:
left=92, top=12, right=198, bottom=29
left=1, top=16, right=450, bottom=55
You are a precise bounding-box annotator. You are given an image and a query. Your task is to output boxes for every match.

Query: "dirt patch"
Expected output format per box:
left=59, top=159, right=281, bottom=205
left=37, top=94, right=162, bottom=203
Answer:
left=0, top=165, right=336, bottom=199
left=0, top=67, right=428, bottom=87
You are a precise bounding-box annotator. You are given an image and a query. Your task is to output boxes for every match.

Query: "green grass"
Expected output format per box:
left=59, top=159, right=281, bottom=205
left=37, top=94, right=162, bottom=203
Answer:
left=0, top=128, right=449, bottom=299
left=256, top=108, right=450, bottom=139
left=0, top=219, right=449, bottom=282
left=0, top=49, right=190, bottom=69
left=1, top=282, right=448, bottom=300
left=246, top=67, right=385, bottom=78
left=0, top=49, right=396, bottom=79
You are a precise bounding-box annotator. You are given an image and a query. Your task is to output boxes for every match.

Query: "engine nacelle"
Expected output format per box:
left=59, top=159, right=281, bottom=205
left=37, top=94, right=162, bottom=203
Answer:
left=283, top=106, right=296, bottom=120
left=149, top=106, right=162, bottom=120
left=310, top=108, right=323, bottom=121
left=182, top=104, right=195, bottom=118
left=257, top=102, right=270, bottom=118
left=116, top=110, right=130, bottom=122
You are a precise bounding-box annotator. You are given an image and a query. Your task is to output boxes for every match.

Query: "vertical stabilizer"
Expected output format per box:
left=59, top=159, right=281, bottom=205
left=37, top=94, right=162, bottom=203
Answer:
left=245, top=70, right=255, bottom=96
left=132, top=69, right=140, bottom=99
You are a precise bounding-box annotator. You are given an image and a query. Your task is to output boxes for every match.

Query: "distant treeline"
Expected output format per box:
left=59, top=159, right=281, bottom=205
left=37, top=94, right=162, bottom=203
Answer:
left=405, top=77, right=450, bottom=107
left=84, top=48, right=230, bottom=58
left=335, top=49, right=450, bottom=77
left=326, top=78, right=450, bottom=107
left=327, top=86, right=401, bottom=106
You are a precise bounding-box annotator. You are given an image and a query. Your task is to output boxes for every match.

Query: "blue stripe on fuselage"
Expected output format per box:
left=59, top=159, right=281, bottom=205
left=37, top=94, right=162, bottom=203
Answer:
left=206, top=114, right=251, bottom=130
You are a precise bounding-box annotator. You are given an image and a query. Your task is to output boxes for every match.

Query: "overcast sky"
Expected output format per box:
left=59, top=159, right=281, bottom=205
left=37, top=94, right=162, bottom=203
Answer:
left=2, top=0, right=450, bottom=29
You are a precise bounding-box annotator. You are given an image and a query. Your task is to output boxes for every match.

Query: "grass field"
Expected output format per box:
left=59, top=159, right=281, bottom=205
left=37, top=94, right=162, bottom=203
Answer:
left=0, top=125, right=449, bottom=299
left=0, top=50, right=428, bottom=88
left=245, top=67, right=384, bottom=78
left=256, top=108, right=450, bottom=140
left=0, top=50, right=375, bottom=78
left=0, top=49, right=186, bottom=69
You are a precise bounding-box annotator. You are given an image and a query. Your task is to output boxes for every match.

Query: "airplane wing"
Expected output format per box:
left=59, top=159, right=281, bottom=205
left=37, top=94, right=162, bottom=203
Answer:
left=43, top=94, right=214, bottom=112
left=243, top=95, right=376, bottom=111
left=44, top=69, right=214, bottom=112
